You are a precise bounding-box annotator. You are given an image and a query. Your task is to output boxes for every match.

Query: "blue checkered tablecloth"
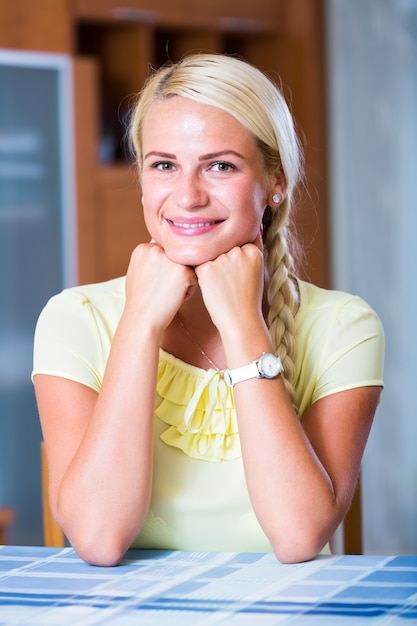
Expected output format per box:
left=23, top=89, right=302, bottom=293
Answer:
left=0, top=546, right=416, bottom=624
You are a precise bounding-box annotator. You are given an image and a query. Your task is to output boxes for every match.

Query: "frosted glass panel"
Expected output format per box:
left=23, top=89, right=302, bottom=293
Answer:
left=326, top=0, right=417, bottom=554
left=0, top=50, right=75, bottom=543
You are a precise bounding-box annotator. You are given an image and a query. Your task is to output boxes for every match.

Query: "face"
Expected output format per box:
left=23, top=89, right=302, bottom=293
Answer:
left=140, top=96, right=281, bottom=266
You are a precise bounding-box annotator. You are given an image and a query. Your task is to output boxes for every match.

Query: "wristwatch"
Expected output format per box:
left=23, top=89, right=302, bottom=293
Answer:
left=224, top=352, right=283, bottom=387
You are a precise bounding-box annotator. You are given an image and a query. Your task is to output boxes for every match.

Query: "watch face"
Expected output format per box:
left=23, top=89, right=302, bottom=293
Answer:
left=259, top=353, right=282, bottom=378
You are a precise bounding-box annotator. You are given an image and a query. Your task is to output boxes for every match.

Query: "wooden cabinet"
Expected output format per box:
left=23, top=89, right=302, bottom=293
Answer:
left=1, top=0, right=329, bottom=287
left=95, top=166, right=147, bottom=280
left=74, top=0, right=283, bottom=26
left=0, top=0, right=72, bottom=52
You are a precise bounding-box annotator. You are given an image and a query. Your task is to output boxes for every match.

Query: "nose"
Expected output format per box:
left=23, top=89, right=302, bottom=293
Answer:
left=174, top=171, right=209, bottom=210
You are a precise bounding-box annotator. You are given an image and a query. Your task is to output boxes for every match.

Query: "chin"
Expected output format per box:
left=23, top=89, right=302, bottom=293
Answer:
left=172, top=254, right=213, bottom=267
left=165, top=247, right=218, bottom=267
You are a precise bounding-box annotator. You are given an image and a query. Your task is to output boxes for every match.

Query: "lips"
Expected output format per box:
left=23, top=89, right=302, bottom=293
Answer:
left=166, top=218, right=224, bottom=235
left=169, top=219, right=220, bottom=229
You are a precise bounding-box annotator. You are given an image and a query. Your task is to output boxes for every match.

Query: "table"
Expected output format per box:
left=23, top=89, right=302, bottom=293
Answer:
left=0, top=546, right=416, bottom=625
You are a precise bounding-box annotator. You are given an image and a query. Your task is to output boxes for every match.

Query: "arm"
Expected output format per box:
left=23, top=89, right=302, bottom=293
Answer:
left=196, top=243, right=382, bottom=563
left=35, top=243, right=197, bottom=566
left=233, top=378, right=379, bottom=563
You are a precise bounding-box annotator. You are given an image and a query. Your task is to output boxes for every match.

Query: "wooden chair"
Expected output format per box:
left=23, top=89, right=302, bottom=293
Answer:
left=0, top=507, right=15, bottom=545
left=343, top=478, right=363, bottom=554
left=41, top=442, right=65, bottom=547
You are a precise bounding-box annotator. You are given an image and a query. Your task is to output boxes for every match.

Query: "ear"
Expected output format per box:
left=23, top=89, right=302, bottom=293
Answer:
left=271, top=166, right=287, bottom=198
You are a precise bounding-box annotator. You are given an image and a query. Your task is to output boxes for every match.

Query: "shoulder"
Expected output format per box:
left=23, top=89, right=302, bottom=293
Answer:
left=49, top=275, right=125, bottom=306
left=292, top=279, right=384, bottom=413
left=33, top=277, right=126, bottom=389
left=34, top=276, right=126, bottom=350
left=297, top=278, right=367, bottom=310
left=39, top=276, right=126, bottom=321
left=294, top=278, right=384, bottom=364
left=295, top=278, right=383, bottom=334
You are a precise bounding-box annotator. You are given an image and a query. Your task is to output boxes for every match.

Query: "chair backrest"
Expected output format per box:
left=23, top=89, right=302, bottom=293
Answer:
left=0, top=507, right=15, bottom=545
left=343, top=477, right=363, bottom=554
left=41, top=442, right=65, bottom=547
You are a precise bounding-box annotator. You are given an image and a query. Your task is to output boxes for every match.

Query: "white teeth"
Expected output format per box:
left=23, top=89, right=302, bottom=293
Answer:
left=171, top=220, right=216, bottom=228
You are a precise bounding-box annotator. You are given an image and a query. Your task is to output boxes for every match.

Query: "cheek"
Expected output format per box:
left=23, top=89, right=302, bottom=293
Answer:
left=238, top=211, right=264, bottom=246
left=250, top=188, right=268, bottom=225
left=141, top=181, right=161, bottom=220
left=232, top=186, right=266, bottom=236
left=141, top=197, right=161, bottom=244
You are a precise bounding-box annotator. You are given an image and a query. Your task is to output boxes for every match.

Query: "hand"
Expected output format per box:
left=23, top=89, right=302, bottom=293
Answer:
left=124, top=242, right=198, bottom=330
left=195, top=238, right=265, bottom=336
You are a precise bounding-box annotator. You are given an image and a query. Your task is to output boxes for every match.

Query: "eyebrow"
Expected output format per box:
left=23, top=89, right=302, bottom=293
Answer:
left=198, top=150, right=245, bottom=161
left=143, top=150, right=245, bottom=161
left=144, top=151, right=176, bottom=160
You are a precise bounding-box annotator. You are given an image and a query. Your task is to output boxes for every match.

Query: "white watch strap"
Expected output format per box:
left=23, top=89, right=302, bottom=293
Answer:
left=224, top=361, right=260, bottom=387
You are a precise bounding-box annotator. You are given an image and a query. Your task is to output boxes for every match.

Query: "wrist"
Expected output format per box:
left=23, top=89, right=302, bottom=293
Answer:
left=119, top=308, right=164, bottom=344
left=224, top=352, right=283, bottom=387
left=220, top=319, right=272, bottom=367
left=219, top=309, right=267, bottom=340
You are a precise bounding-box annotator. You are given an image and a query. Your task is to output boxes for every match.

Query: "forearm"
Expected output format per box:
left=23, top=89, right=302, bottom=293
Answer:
left=45, top=245, right=197, bottom=566
left=57, top=313, right=161, bottom=564
left=235, top=382, right=337, bottom=561
left=222, top=323, right=337, bottom=562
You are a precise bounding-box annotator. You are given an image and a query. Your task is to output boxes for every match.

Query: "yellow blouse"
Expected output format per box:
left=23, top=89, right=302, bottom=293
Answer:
left=32, top=276, right=384, bottom=552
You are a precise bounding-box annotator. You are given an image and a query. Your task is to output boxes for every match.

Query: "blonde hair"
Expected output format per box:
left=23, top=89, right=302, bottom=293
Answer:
left=129, top=53, right=302, bottom=398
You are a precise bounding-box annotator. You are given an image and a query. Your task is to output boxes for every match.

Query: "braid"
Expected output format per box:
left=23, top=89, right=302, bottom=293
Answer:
left=264, top=199, right=299, bottom=402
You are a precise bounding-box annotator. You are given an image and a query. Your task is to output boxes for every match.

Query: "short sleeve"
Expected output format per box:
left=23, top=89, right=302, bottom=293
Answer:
left=32, top=280, right=124, bottom=392
left=294, top=282, right=385, bottom=416
left=313, top=297, right=385, bottom=403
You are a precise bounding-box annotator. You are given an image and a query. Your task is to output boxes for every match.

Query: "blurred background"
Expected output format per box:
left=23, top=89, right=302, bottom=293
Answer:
left=0, top=0, right=416, bottom=554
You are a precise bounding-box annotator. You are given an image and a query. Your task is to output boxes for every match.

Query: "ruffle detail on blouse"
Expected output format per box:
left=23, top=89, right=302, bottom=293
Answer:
left=156, top=351, right=241, bottom=462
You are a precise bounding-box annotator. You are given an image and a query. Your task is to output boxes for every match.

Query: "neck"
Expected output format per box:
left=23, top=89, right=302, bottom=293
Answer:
left=162, top=287, right=226, bottom=371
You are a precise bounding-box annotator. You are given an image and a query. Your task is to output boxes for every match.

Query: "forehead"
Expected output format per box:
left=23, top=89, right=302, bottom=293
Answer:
left=142, top=96, right=257, bottom=147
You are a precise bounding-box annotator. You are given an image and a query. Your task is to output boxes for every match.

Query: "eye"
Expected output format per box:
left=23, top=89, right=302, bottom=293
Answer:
left=152, top=161, right=175, bottom=171
left=211, top=161, right=235, bottom=173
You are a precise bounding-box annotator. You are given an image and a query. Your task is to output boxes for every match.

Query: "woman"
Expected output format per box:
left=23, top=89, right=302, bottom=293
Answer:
left=32, top=54, right=384, bottom=566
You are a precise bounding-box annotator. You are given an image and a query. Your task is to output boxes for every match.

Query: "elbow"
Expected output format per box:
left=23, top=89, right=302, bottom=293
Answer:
left=269, top=524, right=330, bottom=565
left=51, top=512, right=126, bottom=566
left=70, top=533, right=129, bottom=567
left=58, top=512, right=138, bottom=567
left=273, top=543, right=321, bottom=565
left=54, top=500, right=142, bottom=567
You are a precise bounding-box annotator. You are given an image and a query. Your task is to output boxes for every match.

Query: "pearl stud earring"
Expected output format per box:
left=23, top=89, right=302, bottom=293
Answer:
left=272, top=193, right=282, bottom=204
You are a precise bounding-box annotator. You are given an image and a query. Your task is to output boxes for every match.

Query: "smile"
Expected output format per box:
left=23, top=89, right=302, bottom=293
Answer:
left=167, top=220, right=222, bottom=230
left=169, top=220, right=220, bottom=229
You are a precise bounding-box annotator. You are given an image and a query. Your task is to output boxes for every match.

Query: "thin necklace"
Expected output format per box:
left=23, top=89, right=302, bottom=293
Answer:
left=176, top=312, right=220, bottom=371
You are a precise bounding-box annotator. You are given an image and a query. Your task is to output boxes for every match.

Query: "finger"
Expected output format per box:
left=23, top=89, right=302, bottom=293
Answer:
left=183, top=268, right=198, bottom=301
left=252, top=232, right=264, bottom=253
